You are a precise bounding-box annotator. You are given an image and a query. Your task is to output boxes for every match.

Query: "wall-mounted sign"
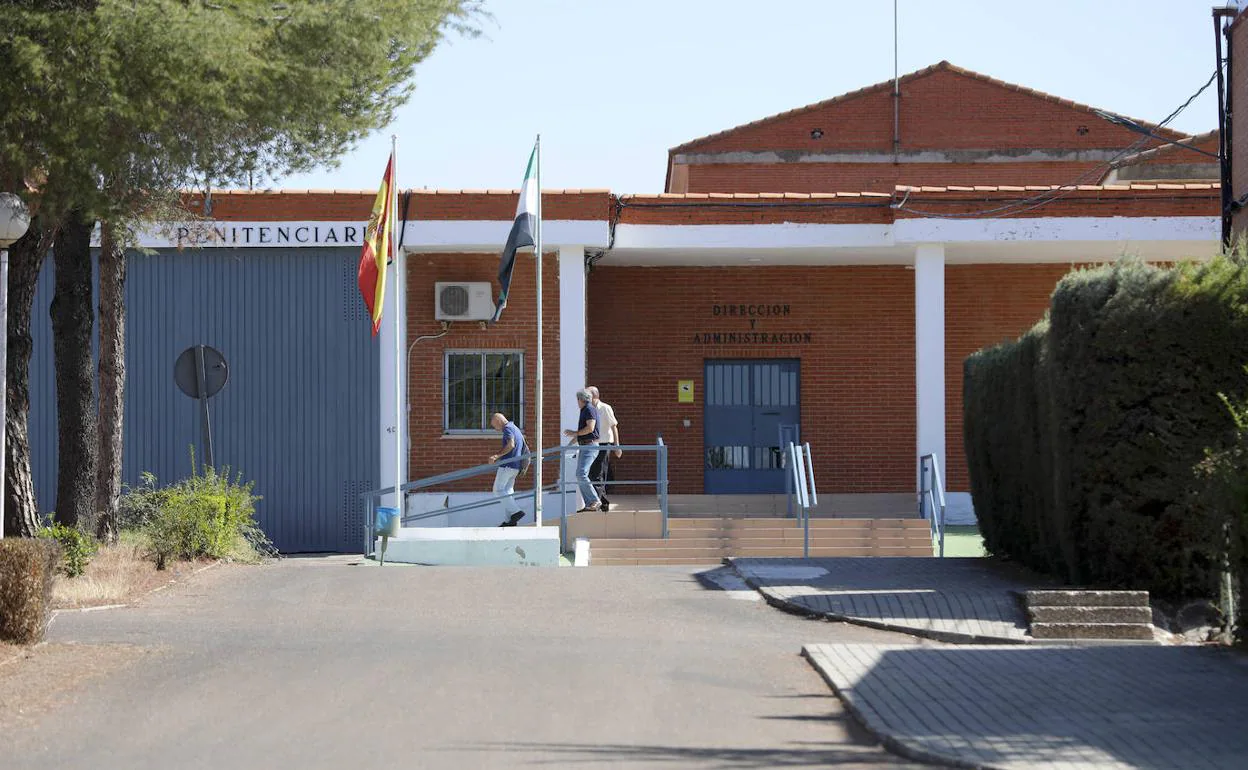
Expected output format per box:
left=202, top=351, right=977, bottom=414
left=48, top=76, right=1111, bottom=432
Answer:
left=692, top=303, right=812, bottom=346
left=97, top=221, right=372, bottom=249
left=678, top=380, right=694, bottom=403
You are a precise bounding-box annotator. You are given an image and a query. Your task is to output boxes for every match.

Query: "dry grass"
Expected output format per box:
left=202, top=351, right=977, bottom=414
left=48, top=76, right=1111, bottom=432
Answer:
left=0, top=641, right=22, bottom=668
left=51, top=533, right=195, bottom=610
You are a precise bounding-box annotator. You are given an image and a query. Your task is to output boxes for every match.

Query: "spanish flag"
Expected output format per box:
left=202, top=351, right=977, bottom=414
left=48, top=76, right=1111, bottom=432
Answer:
left=357, top=152, right=395, bottom=335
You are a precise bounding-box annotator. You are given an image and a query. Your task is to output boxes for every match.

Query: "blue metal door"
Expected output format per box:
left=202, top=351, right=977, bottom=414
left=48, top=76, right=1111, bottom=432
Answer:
left=704, top=359, right=800, bottom=493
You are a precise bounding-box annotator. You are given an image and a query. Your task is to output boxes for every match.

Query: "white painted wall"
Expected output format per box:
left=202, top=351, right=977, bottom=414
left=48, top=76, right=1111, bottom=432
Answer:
left=914, top=244, right=947, bottom=507
left=405, top=489, right=577, bottom=528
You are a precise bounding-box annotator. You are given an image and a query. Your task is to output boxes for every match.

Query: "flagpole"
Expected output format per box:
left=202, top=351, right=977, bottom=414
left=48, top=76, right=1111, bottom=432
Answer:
left=392, top=135, right=404, bottom=516
left=534, top=135, right=543, bottom=528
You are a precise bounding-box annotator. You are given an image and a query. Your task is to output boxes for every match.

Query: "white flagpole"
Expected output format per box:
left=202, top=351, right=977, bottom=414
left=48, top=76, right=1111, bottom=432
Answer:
left=534, top=135, right=543, bottom=528
left=392, top=135, right=404, bottom=516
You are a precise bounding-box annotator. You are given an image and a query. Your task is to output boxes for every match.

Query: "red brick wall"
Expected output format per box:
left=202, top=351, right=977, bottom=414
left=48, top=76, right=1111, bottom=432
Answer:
left=683, top=69, right=1172, bottom=156
left=684, top=161, right=1111, bottom=194
left=405, top=252, right=562, bottom=490
left=944, top=263, right=1074, bottom=491
left=673, top=66, right=1180, bottom=194
left=184, top=190, right=611, bottom=222
left=587, top=265, right=915, bottom=494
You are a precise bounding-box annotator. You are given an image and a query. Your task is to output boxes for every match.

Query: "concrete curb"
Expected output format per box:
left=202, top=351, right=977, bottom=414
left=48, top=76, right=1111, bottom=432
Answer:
left=725, top=558, right=1030, bottom=646
left=801, top=645, right=999, bottom=770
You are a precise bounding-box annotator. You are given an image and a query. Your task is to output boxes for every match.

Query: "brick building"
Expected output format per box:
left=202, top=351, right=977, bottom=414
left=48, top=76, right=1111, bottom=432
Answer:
left=31, top=63, right=1220, bottom=549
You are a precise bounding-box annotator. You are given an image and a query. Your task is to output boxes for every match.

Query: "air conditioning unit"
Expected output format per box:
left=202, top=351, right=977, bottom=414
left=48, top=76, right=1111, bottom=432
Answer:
left=434, top=281, right=496, bottom=322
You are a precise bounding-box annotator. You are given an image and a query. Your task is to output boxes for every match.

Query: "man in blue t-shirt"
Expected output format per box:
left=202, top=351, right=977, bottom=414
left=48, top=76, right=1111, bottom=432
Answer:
left=488, top=412, right=527, bottom=526
left=562, top=389, right=601, bottom=511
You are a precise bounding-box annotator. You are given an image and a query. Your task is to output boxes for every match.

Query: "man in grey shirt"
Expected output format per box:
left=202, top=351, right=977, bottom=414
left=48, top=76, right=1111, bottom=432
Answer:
left=586, top=386, right=620, bottom=512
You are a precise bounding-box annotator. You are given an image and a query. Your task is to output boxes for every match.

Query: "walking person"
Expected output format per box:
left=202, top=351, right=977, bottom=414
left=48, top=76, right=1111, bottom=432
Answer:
left=563, top=389, right=601, bottom=511
left=586, top=386, right=620, bottom=512
left=488, top=412, right=528, bottom=527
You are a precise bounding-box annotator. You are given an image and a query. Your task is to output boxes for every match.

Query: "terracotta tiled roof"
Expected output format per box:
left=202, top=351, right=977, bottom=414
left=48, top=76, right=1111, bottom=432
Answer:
left=669, top=61, right=1189, bottom=154
left=895, top=182, right=1220, bottom=193
left=621, top=184, right=1219, bottom=201
left=206, top=188, right=610, bottom=196
left=618, top=191, right=892, bottom=201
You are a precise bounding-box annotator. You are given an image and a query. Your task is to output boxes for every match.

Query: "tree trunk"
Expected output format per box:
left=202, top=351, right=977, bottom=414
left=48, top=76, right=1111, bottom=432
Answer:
left=4, top=221, right=52, bottom=538
left=50, top=210, right=97, bottom=531
left=95, top=222, right=125, bottom=543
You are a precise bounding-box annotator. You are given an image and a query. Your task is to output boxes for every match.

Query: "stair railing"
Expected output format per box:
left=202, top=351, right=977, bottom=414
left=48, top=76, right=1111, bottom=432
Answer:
left=918, top=453, right=947, bottom=557
left=360, top=437, right=671, bottom=557
left=788, top=441, right=818, bottom=558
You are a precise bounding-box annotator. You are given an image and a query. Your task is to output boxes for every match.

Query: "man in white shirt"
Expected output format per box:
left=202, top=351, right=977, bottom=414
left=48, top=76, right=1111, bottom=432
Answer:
left=586, top=386, right=620, bottom=512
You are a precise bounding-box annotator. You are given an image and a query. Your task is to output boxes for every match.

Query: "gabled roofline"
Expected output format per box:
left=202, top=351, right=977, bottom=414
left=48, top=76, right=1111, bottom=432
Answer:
left=668, top=60, right=1189, bottom=154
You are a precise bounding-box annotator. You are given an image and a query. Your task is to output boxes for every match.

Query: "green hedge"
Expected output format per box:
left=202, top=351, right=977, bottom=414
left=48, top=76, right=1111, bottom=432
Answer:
left=964, top=257, right=1248, bottom=600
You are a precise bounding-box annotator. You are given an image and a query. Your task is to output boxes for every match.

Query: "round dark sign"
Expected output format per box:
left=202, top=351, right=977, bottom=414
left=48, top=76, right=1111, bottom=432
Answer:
left=174, top=345, right=229, bottom=399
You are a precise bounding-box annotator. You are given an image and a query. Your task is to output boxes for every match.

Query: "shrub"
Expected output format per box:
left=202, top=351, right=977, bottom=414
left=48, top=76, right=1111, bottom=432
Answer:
left=37, top=521, right=99, bottom=578
left=0, top=538, right=61, bottom=644
left=964, top=256, right=1248, bottom=601
left=143, top=459, right=273, bottom=569
left=117, top=471, right=170, bottom=532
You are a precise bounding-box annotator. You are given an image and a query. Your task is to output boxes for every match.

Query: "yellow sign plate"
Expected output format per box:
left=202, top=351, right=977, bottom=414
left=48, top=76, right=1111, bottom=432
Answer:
left=678, top=380, right=694, bottom=403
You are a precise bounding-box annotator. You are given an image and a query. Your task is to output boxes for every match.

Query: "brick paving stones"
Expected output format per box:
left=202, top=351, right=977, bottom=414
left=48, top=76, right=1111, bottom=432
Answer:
left=730, top=557, right=1032, bottom=642
left=804, top=642, right=1248, bottom=769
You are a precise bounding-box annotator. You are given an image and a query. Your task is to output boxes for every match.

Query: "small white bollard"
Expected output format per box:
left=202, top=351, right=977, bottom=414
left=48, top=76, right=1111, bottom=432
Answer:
left=574, top=537, right=591, bottom=567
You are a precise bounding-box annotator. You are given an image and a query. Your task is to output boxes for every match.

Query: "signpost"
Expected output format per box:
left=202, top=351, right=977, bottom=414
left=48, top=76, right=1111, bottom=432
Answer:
left=174, top=345, right=229, bottom=468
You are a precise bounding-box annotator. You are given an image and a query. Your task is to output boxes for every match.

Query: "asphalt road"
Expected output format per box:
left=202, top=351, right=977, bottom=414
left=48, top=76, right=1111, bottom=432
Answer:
left=5, top=559, right=934, bottom=769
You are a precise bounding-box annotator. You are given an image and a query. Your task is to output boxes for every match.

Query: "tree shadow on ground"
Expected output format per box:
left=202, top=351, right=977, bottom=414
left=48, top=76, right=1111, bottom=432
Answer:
left=446, top=740, right=934, bottom=767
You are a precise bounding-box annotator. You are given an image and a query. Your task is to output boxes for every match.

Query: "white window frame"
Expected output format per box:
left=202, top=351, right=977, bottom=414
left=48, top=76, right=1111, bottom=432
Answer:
left=443, top=349, right=525, bottom=434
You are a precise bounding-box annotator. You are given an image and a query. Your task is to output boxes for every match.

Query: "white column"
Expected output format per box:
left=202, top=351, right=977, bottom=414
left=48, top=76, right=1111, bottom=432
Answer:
left=558, top=245, right=587, bottom=429
left=558, top=245, right=587, bottom=514
left=914, top=244, right=945, bottom=493
left=378, top=251, right=406, bottom=509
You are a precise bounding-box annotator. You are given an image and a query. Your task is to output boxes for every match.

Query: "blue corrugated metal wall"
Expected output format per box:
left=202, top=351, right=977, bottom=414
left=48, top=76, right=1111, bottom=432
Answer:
left=31, top=247, right=379, bottom=552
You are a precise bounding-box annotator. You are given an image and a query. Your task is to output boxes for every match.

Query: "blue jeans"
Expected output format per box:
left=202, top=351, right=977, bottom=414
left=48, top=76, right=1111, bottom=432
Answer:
left=575, top=445, right=601, bottom=507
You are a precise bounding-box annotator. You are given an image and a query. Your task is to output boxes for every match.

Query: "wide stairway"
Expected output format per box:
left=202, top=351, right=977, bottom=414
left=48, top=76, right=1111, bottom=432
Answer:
left=573, top=495, right=934, bottom=565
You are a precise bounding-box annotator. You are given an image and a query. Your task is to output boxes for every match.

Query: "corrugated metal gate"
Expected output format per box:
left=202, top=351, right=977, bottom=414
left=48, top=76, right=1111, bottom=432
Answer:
left=31, top=247, right=379, bottom=552
left=703, top=359, right=800, bottom=493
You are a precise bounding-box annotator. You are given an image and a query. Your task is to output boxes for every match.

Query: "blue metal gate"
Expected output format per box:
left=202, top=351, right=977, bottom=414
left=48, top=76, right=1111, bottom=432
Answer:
left=31, top=247, right=379, bottom=552
left=703, top=359, right=800, bottom=493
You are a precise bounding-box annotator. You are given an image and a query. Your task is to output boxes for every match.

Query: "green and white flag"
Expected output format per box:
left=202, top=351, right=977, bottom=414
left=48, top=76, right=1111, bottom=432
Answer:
left=494, top=142, right=538, bottom=322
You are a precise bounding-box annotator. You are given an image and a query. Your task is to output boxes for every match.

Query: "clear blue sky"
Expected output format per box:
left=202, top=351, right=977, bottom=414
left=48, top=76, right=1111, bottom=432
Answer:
left=276, top=0, right=1230, bottom=194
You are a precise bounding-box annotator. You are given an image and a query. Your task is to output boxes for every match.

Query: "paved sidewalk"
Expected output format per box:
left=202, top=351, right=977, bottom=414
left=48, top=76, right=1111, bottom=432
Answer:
left=804, top=642, right=1248, bottom=769
left=729, top=557, right=1032, bottom=643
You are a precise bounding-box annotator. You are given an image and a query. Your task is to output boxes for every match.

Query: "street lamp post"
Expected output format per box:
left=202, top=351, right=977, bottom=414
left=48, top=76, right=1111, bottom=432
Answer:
left=0, top=193, right=32, bottom=539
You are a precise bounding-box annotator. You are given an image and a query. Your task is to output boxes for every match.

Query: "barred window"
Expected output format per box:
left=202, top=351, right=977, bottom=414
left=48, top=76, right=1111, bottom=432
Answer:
left=444, top=351, right=523, bottom=433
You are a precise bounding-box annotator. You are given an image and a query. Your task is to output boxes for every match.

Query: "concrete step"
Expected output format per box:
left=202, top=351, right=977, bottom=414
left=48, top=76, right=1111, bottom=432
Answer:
left=591, top=557, right=726, bottom=566
left=592, top=548, right=728, bottom=560
left=591, top=538, right=726, bottom=549
left=1030, top=622, right=1156, bottom=641
left=1025, top=590, right=1149, bottom=608
left=594, top=545, right=932, bottom=559
left=1028, top=606, right=1153, bottom=624
left=666, top=517, right=929, bottom=530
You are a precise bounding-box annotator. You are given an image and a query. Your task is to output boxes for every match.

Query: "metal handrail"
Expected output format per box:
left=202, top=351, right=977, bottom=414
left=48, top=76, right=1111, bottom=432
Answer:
left=787, top=442, right=817, bottom=558
left=919, top=453, right=947, bottom=557
left=360, top=438, right=670, bottom=556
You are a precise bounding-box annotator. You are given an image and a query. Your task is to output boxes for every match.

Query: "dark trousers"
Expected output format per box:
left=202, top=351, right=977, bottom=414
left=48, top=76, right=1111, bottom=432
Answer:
left=589, top=443, right=614, bottom=505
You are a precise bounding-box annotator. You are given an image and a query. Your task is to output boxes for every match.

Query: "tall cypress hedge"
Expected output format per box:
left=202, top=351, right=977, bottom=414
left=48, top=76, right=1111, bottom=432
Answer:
left=964, top=257, right=1248, bottom=600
